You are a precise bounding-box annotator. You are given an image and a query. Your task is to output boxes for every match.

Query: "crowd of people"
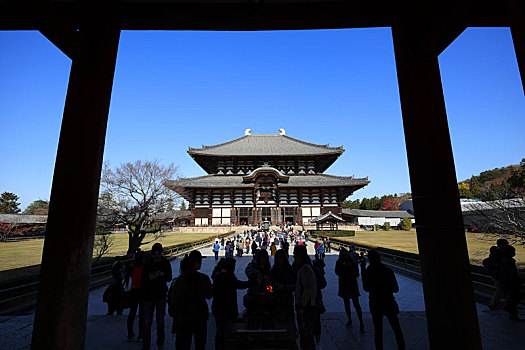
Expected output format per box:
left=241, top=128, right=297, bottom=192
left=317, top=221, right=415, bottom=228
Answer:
left=103, top=229, right=409, bottom=350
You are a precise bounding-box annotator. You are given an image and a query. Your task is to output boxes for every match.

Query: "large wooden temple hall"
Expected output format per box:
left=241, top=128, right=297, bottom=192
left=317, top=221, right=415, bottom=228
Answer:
left=6, top=1, right=520, bottom=349
left=166, top=129, right=369, bottom=226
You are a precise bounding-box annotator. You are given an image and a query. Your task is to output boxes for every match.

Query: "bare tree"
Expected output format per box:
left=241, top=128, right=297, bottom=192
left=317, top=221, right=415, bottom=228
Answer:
left=93, top=232, right=114, bottom=262
left=99, top=160, right=182, bottom=256
left=463, top=189, right=525, bottom=244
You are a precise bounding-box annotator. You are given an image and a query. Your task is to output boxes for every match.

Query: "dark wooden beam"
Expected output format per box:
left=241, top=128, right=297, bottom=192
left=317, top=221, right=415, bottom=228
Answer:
left=432, top=23, right=466, bottom=56
left=31, top=20, right=120, bottom=349
left=37, top=4, right=85, bottom=60
left=0, top=0, right=511, bottom=31
left=392, top=23, right=482, bottom=349
left=507, top=0, right=525, bottom=94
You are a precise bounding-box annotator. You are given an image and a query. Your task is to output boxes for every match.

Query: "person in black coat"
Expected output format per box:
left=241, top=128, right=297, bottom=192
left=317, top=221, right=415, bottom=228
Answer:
left=211, top=258, right=250, bottom=350
left=335, top=247, right=364, bottom=332
left=499, top=245, right=522, bottom=320
left=141, top=243, right=172, bottom=350
left=251, top=241, right=258, bottom=256
left=362, top=250, right=405, bottom=350
left=270, top=249, right=297, bottom=319
left=170, top=250, right=212, bottom=350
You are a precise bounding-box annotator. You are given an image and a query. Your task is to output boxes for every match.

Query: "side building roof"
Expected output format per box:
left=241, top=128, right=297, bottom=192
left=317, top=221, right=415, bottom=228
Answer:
left=188, top=133, right=344, bottom=157
left=341, top=209, right=414, bottom=219
left=0, top=214, right=48, bottom=224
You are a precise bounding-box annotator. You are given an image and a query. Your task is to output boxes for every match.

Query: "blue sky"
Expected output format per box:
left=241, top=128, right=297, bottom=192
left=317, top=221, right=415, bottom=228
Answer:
left=1, top=28, right=524, bottom=210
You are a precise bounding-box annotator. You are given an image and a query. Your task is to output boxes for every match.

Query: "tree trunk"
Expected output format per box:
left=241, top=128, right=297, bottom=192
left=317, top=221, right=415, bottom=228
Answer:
left=127, top=231, right=142, bottom=256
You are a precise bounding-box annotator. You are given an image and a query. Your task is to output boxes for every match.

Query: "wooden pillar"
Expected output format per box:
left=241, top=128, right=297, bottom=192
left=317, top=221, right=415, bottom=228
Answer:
left=392, top=24, right=482, bottom=349
left=508, top=0, right=525, bottom=94
left=31, top=23, right=120, bottom=349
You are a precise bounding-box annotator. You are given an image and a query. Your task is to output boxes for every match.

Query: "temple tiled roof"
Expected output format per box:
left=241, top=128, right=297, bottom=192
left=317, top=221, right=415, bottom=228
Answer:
left=342, top=209, right=414, bottom=218
left=166, top=174, right=369, bottom=188
left=188, top=134, right=344, bottom=156
left=311, top=211, right=344, bottom=223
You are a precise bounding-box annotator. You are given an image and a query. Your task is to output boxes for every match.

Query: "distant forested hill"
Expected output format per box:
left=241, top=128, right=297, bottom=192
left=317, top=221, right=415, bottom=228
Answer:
left=458, top=159, right=525, bottom=199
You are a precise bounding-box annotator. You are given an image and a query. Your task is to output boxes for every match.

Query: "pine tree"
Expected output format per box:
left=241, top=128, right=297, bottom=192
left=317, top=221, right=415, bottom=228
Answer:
left=0, top=192, right=21, bottom=213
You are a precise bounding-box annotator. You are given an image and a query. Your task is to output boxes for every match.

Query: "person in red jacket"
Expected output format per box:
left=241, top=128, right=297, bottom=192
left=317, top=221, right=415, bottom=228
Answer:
left=127, top=250, right=146, bottom=342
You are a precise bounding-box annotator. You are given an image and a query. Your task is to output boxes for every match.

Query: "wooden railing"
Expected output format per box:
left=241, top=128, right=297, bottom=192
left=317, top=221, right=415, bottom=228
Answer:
left=308, top=234, right=524, bottom=304
left=0, top=231, right=236, bottom=315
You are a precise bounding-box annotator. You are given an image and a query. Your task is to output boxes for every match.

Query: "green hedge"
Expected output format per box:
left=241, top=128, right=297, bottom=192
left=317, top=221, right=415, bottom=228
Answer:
left=311, top=230, right=356, bottom=237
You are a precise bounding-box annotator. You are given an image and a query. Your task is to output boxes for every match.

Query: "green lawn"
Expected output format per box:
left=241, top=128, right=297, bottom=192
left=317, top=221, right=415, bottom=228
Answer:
left=0, top=231, right=216, bottom=272
left=339, top=230, right=525, bottom=269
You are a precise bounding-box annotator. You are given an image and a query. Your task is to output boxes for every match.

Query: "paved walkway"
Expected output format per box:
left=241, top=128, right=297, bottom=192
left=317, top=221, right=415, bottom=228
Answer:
left=1, top=242, right=524, bottom=349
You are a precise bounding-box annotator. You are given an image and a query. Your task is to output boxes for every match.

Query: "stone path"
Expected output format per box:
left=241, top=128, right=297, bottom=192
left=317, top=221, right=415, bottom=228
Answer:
left=1, top=242, right=523, bottom=349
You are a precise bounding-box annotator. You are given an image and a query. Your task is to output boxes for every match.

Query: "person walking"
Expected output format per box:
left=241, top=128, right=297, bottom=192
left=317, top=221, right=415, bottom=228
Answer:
left=171, top=250, right=213, bottom=350
left=211, top=258, right=250, bottom=350
left=361, top=250, right=405, bottom=350
left=315, top=243, right=325, bottom=261
left=293, top=245, right=317, bottom=350
left=213, top=240, right=221, bottom=261
left=127, top=251, right=146, bottom=342
left=335, top=248, right=364, bottom=332
left=141, top=243, right=172, bottom=350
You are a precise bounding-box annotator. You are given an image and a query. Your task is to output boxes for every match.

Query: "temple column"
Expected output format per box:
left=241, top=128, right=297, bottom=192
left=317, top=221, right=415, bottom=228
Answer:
left=32, top=23, right=120, bottom=349
left=507, top=0, right=525, bottom=94
left=392, top=24, right=482, bottom=349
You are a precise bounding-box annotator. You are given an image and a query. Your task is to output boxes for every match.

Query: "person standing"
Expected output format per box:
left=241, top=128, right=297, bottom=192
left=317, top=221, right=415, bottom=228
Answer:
left=127, top=251, right=146, bottom=342
left=270, top=249, right=296, bottom=319
left=483, top=239, right=507, bottom=309
left=270, top=242, right=277, bottom=256
left=251, top=240, right=258, bottom=256
left=211, top=258, right=250, bottom=350
left=105, top=258, right=124, bottom=315
left=225, top=241, right=231, bottom=258
left=499, top=245, right=522, bottom=320
left=335, top=248, right=364, bottom=332
left=361, top=250, right=404, bottom=350
left=141, top=243, right=172, bottom=350
left=213, top=240, right=220, bottom=261
left=293, top=245, right=317, bottom=350
left=312, top=256, right=327, bottom=347
left=171, top=250, right=213, bottom=350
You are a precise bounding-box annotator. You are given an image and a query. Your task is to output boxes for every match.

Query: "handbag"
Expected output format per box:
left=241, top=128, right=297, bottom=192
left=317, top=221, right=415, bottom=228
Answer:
left=119, top=290, right=131, bottom=309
